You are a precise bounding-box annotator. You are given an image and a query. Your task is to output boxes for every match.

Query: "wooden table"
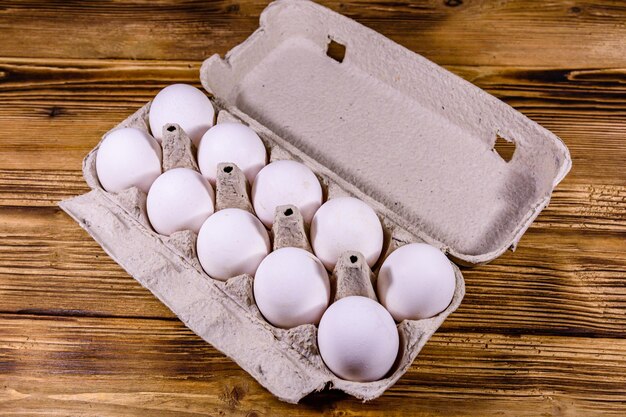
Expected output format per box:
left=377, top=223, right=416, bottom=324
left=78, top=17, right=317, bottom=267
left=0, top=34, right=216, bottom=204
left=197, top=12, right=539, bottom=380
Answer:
left=1, top=1, right=625, bottom=415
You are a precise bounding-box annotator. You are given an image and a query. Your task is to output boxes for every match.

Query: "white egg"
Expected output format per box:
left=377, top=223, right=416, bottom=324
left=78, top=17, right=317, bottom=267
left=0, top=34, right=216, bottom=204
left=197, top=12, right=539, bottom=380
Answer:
left=149, top=84, right=215, bottom=146
left=310, top=197, right=383, bottom=270
left=254, top=247, right=330, bottom=328
left=95, top=127, right=162, bottom=193
left=197, top=123, right=267, bottom=185
left=377, top=243, right=456, bottom=321
left=251, top=160, right=323, bottom=228
left=318, top=296, right=399, bottom=382
left=197, top=208, right=270, bottom=281
left=146, top=168, right=215, bottom=235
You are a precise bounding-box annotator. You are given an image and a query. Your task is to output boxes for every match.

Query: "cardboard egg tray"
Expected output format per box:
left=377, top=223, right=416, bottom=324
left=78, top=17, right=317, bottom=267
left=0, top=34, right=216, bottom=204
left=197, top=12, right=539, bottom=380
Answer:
left=60, top=0, right=571, bottom=403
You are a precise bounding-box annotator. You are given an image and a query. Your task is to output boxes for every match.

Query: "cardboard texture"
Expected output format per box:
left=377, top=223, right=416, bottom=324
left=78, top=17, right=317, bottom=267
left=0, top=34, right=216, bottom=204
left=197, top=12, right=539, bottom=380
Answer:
left=202, top=0, right=571, bottom=264
left=60, top=0, right=571, bottom=403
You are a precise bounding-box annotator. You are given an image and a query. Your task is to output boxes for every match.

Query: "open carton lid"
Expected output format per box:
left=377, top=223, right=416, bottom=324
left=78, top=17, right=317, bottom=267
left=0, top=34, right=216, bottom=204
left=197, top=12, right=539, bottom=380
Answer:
left=201, top=0, right=571, bottom=265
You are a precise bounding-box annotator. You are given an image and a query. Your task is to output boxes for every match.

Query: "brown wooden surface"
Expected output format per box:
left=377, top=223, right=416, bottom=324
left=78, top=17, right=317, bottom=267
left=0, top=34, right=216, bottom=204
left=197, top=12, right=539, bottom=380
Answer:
left=0, top=0, right=625, bottom=415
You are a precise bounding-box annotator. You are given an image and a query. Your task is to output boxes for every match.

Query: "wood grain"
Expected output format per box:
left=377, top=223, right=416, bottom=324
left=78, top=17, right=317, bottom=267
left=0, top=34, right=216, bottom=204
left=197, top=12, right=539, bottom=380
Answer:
left=0, top=0, right=625, bottom=415
left=1, top=0, right=626, bottom=67
left=1, top=314, right=625, bottom=416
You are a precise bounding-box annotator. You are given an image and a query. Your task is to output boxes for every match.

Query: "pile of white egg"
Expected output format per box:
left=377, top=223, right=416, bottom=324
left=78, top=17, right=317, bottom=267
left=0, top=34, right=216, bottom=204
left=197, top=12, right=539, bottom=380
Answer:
left=95, top=83, right=456, bottom=383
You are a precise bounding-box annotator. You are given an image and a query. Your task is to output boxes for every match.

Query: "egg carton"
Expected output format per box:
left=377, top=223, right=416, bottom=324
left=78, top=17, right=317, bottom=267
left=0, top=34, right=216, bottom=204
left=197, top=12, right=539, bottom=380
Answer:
left=60, top=0, right=571, bottom=403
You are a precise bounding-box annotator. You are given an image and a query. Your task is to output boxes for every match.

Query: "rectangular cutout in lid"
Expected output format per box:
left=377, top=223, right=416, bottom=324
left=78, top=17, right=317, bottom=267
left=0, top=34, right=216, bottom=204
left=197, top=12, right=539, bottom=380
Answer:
left=201, top=0, right=571, bottom=265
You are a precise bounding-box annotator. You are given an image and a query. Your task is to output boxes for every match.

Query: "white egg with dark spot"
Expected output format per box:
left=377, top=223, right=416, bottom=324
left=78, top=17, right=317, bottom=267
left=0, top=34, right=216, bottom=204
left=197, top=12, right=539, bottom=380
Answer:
left=310, top=197, right=384, bottom=270
left=146, top=168, right=215, bottom=236
left=377, top=243, right=456, bottom=321
left=149, top=83, right=215, bottom=145
left=251, top=160, right=323, bottom=228
left=95, top=127, right=162, bottom=193
left=318, top=296, right=399, bottom=382
left=198, top=122, right=267, bottom=185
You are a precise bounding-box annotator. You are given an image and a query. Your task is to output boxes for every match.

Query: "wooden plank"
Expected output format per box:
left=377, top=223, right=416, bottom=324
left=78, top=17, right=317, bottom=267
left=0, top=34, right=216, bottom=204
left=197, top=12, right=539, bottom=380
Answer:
left=0, top=206, right=173, bottom=319
left=1, top=314, right=625, bottom=416
left=1, top=1, right=626, bottom=67
left=0, top=170, right=89, bottom=207
left=0, top=58, right=197, bottom=170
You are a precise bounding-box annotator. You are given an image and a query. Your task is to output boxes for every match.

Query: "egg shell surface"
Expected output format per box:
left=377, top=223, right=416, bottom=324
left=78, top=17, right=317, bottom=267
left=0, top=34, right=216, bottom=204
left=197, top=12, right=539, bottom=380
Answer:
left=95, top=127, right=162, bottom=193
left=251, top=160, right=323, bottom=228
left=149, top=83, right=215, bottom=146
left=310, top=197, right=384, bottom=270
left=317, top=296, right=399, bottom=382
left=377, top=243, right=456, bottom=321
left=197, top=122, right=267, bottom=185
left=254, top=247, right=330, bottom=328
